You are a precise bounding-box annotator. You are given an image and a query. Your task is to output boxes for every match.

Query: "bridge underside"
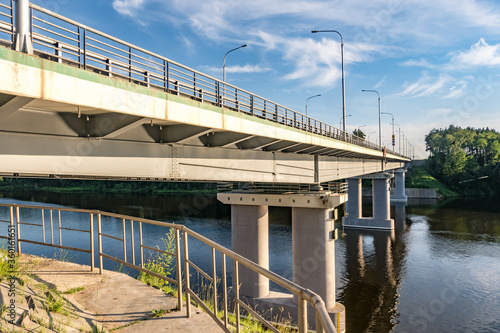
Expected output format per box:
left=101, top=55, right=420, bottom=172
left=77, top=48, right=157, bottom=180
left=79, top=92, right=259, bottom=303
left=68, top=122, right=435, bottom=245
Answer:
left=0, top=47, right=407, bottom=183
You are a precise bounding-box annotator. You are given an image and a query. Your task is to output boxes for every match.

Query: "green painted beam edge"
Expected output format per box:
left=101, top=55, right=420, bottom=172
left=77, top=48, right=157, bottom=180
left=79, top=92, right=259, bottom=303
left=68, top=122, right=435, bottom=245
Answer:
left=0, top=46, right=395, bottom=158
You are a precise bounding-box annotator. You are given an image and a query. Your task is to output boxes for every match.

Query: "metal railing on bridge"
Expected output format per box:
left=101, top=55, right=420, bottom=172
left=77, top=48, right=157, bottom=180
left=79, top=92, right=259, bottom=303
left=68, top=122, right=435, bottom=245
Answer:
left=0, top=0, right=407, bottom=159
left=0, top=203, right=338, bottom=333
left=217, top=181, right=348, bottom=194
left=0, top=0, right=13, bottom=45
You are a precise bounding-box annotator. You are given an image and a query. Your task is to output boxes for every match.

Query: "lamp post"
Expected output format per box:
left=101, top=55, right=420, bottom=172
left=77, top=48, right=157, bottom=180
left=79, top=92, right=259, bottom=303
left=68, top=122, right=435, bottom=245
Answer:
left=305, top=94, right=321, bottom=116
left=395, top=124, right=402, bottom=154
left=361, top=89, right=381, bottom=146
left=367, top=131, right=376, bottom=142
left=340, top=114, right=351, bottom=129
left=223, top=44, right=247, bottom=83
left=311, top=30, right=346, bottom=138
left=381, top=112, right=395, bottom=152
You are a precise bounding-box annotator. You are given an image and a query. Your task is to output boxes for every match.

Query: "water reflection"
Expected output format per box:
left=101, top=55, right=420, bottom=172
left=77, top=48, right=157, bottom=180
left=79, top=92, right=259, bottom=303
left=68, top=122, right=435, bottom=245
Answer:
left=2, top=191, right=500, bottom=332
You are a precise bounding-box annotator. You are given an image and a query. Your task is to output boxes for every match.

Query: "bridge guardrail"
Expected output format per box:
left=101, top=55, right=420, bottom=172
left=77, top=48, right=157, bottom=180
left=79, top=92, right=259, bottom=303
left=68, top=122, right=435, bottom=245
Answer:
left=0, top=202, right=337, bottom=333
left=0, top=0, right=13, bottom=45
left=217, top=181, right=348, bottom=194
left=0, top=1, right=407, bottom=160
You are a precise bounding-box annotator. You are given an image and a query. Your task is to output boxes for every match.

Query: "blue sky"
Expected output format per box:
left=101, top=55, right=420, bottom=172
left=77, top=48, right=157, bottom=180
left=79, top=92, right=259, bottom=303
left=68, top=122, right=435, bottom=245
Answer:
left=31, top=0, right=500, bottom=158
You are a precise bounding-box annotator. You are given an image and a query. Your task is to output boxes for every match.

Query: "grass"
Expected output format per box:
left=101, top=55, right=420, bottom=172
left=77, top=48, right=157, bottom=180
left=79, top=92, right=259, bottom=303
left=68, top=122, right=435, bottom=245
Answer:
left=63, top=286, right=85, bottom=294
left=406, top=166, right=459, bottom=198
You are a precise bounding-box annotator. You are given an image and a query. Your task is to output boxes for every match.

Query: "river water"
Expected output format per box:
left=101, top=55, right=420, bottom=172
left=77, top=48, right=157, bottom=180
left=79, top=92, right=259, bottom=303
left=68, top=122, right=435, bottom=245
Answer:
left=1, top=190, right=499, bottom=333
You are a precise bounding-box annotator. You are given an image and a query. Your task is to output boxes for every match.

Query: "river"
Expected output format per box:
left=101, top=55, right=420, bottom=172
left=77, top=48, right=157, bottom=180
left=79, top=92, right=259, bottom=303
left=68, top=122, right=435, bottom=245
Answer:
left=1, top=190, right=499, bottom=333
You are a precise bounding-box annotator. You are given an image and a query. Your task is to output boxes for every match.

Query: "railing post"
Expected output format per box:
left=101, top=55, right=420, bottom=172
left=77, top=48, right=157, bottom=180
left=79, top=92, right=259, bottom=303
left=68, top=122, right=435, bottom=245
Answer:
left=41, top=209, right=45, bottom=243
left=234, top=261, right=241, bottom=333
left=9, top=206, right=14, bottom=251
left=139, top=222, right=143, bottom=268
left=250, top=95, right=254, bottom=115
left=183, top=230, right=191, bottom=318
left=175, top=229, right=182, bottom=311
left=130, top=220, right=135, bottom=265
left=13, top=0, right=33, bottom=54
left=221, top=253, right=228, bottom=329
left=15, top=206, right=20, bottom=254
left=89, top=213, right=94, bottom=272
left=211, top=248, right=217, bottom=319
left=106, top=58, right=112, bottom=77
left=55, top=41, right=62, bottom=63
left=97, top=213, right=103, bottom=274
left=58, top=210, right=62, bottom=246
left=298, top=296, right=307, bottom=333
left=144, top=71, right=150, bottom=88
left=122, top=219, right=127, bottom=263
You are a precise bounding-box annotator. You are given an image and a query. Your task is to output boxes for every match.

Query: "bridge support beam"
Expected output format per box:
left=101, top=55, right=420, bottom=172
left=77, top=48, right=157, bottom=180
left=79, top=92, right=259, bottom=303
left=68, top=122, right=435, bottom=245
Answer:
left=391, top=168, right=408, bottom=203
left=231, top=204, right=269, bottom=298
left=343, top=173, right=394, bottom=230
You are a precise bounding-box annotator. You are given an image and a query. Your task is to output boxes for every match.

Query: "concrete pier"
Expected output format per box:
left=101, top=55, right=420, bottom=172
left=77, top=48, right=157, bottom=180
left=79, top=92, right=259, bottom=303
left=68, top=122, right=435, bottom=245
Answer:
left=343, top=173, right=394, bottom=230
left=218, top=190, right=347, bottom=331
left=231, top=205, right=269, bottom=298
left=391, top=168, right=408, bottom=202
left=292, top=207, right=335, bottom=309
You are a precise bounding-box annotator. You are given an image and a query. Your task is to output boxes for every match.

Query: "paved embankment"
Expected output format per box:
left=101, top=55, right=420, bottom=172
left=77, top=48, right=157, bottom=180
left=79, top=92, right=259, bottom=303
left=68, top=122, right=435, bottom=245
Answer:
left=0, top=254, right=222, bottom=332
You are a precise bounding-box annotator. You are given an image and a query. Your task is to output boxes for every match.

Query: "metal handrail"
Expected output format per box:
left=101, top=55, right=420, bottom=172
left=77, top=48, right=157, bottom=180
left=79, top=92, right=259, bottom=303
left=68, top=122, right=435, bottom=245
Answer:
left=18, top=2, right=406, bottom=159
left=0, top=0, right=13, bottom=44
left=1, top=203, right=338, bottom=333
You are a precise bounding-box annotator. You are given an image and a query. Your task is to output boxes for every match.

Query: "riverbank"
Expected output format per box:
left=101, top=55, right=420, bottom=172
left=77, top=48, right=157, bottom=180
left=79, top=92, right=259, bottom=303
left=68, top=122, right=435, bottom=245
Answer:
left=0, top=178, right=218, bottom=195
left=0, top=253, right=222, bottom=332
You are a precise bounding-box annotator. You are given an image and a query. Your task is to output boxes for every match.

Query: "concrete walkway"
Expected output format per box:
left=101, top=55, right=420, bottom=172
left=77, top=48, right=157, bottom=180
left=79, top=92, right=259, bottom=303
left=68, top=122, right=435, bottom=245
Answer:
left=0, top=254, right=223, bottom=332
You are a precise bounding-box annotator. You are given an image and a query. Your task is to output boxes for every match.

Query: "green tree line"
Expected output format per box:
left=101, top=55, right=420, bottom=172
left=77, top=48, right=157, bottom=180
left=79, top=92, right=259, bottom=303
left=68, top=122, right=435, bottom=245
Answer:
left=425, top=125, right=500, bottom=194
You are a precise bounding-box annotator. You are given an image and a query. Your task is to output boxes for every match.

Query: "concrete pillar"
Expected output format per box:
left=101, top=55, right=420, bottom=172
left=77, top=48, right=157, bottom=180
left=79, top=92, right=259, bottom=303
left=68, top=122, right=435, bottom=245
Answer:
left=372, top=178, right=390, bottom=222
left=14, top=0, right=33, bottom=54
left=345, top=178, right=362, bottom=220
left=231, top=205, right=269, bottom=298
left=292, top=207, right=335, bottom=310
left=391, top=168, right=408, bottom=202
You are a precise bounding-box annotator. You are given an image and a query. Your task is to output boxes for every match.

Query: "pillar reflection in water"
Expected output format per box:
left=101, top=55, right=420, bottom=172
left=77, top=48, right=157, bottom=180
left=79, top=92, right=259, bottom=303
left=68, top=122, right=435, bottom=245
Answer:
left=339, top=203, right=409, bottom=332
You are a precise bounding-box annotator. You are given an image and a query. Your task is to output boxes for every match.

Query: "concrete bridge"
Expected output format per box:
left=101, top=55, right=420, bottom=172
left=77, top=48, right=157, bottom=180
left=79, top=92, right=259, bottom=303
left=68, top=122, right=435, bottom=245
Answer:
left=0, top=1, right=411, bottom=332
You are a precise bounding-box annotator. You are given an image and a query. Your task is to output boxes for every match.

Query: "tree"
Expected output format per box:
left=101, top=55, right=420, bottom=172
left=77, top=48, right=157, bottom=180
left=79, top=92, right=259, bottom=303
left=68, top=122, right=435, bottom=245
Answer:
left=353, top=129, right=366, bottom=139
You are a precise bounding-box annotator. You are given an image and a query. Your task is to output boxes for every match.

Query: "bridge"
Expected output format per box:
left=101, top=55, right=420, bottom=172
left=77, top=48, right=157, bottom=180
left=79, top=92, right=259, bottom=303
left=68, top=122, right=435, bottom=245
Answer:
left=0, top=1, right=411, bottom=332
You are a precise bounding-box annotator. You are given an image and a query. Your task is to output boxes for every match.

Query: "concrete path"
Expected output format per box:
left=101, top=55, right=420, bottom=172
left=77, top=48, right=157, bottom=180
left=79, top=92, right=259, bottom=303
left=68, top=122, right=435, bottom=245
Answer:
left=0, top=254, right=223, bottom=332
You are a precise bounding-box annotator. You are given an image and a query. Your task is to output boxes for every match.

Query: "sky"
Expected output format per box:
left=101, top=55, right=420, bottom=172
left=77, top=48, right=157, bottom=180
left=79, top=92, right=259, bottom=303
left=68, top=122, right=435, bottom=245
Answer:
left=29, top=0, right=500, bottom=158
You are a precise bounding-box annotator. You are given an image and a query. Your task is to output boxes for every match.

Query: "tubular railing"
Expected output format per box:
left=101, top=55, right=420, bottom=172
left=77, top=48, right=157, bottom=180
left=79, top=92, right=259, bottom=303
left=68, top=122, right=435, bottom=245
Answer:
left=0, top=203, right=337, bottom=333
left=0, top=1, right=407, bottom=159
left=0, top=0, right=13, bottom=45
left=217, top=181, right=348, bottom=194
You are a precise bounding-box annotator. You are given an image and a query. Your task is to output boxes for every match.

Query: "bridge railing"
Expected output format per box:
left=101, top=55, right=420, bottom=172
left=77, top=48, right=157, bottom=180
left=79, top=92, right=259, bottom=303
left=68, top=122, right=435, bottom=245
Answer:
left=217, top=181, right=348, bottom=194
left=0, top=202, right=337, bottom=333
left=0, top=0, right=13, bottom=45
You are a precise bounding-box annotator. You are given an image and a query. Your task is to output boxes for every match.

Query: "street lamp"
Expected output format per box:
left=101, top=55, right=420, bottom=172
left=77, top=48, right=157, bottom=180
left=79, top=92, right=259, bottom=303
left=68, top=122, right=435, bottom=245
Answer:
left=381, top=112, right=395, bottom=152
left=305, top=94, right=321, bottom=116
left=361, top=89, right=381, bottom=146
left=223, top=44, right=247, bottom=83
left=367, top=131, right=376, bottom=142
left=311, top=30, right=346, bottom=137
left=394, top=124, right=402, bottom=154
left=340, top=114, right=351, bottom=129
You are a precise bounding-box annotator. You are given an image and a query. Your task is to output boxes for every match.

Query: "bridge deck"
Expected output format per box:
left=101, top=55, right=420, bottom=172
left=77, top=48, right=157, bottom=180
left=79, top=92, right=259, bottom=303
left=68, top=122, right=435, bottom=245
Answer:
left=0, top=2, right=408, bottom=184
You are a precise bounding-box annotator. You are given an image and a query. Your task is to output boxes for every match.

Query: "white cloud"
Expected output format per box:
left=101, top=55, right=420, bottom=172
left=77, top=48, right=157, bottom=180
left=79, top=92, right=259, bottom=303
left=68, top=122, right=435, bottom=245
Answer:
left=443, top=79, right=468, bottom=99
left=450, top=38, right=500, bottom=68
left=397, top=73, right=451, bottom=98
left=112, top=0, right=146, bottom=17
left=374, top=76, right=387, bottom=89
